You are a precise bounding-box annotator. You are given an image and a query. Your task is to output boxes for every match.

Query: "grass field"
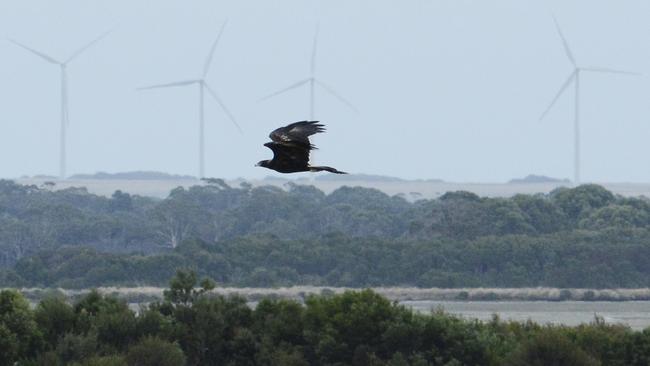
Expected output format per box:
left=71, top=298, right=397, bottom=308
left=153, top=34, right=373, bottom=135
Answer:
left=12, top=286, right=650, bottom=304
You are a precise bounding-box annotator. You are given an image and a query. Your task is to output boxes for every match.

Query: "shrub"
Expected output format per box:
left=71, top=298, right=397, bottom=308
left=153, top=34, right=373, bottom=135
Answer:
left=504, top=330, right=599, bottom=366
left=125, top=336, right=185, bottom=366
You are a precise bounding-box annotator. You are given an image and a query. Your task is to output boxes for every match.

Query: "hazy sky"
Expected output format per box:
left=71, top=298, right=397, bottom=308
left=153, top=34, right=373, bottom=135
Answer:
left=1, top=0, right=649, bottom=182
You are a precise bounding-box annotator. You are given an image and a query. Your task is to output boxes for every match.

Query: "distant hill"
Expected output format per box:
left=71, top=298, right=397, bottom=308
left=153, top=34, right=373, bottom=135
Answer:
left=313, top=174, right=444, bottom=183
left=508, top=174, right=571, bottom=184
left=262, top=176, right=291, bottom=183
left=69, top=171, right=197, bottom=181
left=262, top=174, right=408, bottom=183
left=24, top=174, right=58, bottom=180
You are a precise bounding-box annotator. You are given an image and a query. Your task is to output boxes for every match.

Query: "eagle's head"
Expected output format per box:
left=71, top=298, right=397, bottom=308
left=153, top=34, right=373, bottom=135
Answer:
left=255, top=160, right=270, bottom=168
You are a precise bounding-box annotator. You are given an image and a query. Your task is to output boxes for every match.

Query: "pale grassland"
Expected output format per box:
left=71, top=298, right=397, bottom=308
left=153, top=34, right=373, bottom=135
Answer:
left=11, top=286, right=650, bottom=303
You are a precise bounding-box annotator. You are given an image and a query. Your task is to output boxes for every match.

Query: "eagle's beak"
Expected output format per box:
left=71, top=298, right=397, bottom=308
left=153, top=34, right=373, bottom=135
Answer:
left=255, top=162, right=261, bottom=167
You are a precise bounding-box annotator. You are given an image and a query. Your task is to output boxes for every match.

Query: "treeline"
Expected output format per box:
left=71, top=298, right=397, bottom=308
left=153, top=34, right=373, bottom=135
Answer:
left=5, top=229, right=650, bottom=289
left=2, top=179, right=650, bottom=288
left=2, top=270, right=650, bottom=366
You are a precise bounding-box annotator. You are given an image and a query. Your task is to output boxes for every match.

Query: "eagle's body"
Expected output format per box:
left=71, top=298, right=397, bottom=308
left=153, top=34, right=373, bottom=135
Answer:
left=256, top=121, right=346, bottom=174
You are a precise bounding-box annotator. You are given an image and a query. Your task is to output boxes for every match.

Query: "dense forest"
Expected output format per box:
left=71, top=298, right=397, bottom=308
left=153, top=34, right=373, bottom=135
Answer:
left=1, top=179, right=650, bottom=288
left=2, top=270, right=650, bottom=366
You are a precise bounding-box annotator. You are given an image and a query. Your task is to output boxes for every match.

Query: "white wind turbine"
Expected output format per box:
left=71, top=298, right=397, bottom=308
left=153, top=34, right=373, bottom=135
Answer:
left=9, top=31, right=111, bottom=179
left=139, top=21, right=241, bottom=179
left=260, top=25, right=357, bottom=119
left=539, top=15, right=639, bottom=185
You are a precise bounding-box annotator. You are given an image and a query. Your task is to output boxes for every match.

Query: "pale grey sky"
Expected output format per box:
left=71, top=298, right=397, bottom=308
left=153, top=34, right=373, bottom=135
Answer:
left=1, top=0, right=649, bottom=182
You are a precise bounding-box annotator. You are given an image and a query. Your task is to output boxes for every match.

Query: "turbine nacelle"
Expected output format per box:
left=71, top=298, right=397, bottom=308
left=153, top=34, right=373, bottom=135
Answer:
left=259, top=24, right=357, bottom=120
left=8, top=31, right=111, bottom=179
left=137, top=20, right=240, bottom=179
left=540, top=14, right=640, bottom=185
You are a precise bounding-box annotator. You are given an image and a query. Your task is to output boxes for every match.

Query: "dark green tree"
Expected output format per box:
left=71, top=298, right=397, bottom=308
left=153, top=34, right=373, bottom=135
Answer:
left=34, top=296, right=76, bottom=349
left=163, top=269, right=215, bottom=305
left=0, top=290, right=42, bottom=364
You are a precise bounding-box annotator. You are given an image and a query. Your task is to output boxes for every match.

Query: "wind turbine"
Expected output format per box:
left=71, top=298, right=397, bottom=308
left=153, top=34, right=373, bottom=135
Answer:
left=539, top=15, right=639, bottom=185
left=260, top=24, right=357, bottom=119
left=9, top=31, right=111, bottom=179
left=139, top=21, right=241, bottom=179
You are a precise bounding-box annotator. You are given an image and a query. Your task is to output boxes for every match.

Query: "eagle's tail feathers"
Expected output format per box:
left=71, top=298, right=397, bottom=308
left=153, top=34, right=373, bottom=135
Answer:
left=309, top=166, right=347, bottom=174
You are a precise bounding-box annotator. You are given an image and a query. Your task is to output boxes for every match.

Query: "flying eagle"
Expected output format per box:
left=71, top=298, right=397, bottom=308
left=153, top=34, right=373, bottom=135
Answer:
left=256, top=121, right=347, bottom=174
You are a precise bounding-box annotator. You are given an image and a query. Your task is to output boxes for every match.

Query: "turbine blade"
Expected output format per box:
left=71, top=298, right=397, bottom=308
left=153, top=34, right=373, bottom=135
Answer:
left=204, top=84, right=243, bottom=133
left=311, top=23, right=320, bottom=76
left=65, top=30, right=112, bottom=64
left=138, top=80, right=199, bottom=90
left=8, top=39, right=60, bottom=64
left=258, top=78, right=311, bottom=102
left=315, top=79, right=358, bottom=112
left=551, top=14, right=577, bottom=67
left=202, top=20, right=228, bottom=79
left=539, top=71, right=576, bottom=121
left=581, top=67, right=641, bottom=76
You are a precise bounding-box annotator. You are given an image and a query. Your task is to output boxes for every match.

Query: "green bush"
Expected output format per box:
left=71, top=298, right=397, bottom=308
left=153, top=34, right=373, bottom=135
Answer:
left=0, top=290, right=42, bottom=363
left=34, top=296, right=76, bottom=348
left=504, top=329, right=599, bottom=366
left=125, top=336, right=185, bottom=366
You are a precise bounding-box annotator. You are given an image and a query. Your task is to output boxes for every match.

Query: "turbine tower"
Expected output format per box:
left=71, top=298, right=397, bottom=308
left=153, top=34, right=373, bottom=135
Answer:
left=9, top=31, right=110, bottom=179
left=139, top=21, right=240, bottom=179
left=539, top=15, right=639, bottom=185
left=260, top=24, right=356, bottom=119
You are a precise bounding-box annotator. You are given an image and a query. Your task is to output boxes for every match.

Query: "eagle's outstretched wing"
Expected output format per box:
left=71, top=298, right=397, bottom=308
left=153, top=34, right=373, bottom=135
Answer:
left=269, top=121, right=325, bottom=150
left=264, top=142, right=310, bottom=170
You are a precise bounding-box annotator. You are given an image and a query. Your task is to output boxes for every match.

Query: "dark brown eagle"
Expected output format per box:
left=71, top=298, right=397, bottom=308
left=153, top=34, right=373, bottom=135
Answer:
left=256, top=121, right=347, bottom=174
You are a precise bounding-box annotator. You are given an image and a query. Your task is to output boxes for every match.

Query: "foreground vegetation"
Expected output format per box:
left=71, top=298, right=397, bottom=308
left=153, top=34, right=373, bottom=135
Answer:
left=2, top=180, right=650, bottom=288
left=2, top=270, right=650, bottom=366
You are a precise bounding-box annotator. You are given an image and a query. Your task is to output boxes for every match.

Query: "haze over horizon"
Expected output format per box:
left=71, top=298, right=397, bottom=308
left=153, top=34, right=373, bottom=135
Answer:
left=1, top=0, right=649, bottom=183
